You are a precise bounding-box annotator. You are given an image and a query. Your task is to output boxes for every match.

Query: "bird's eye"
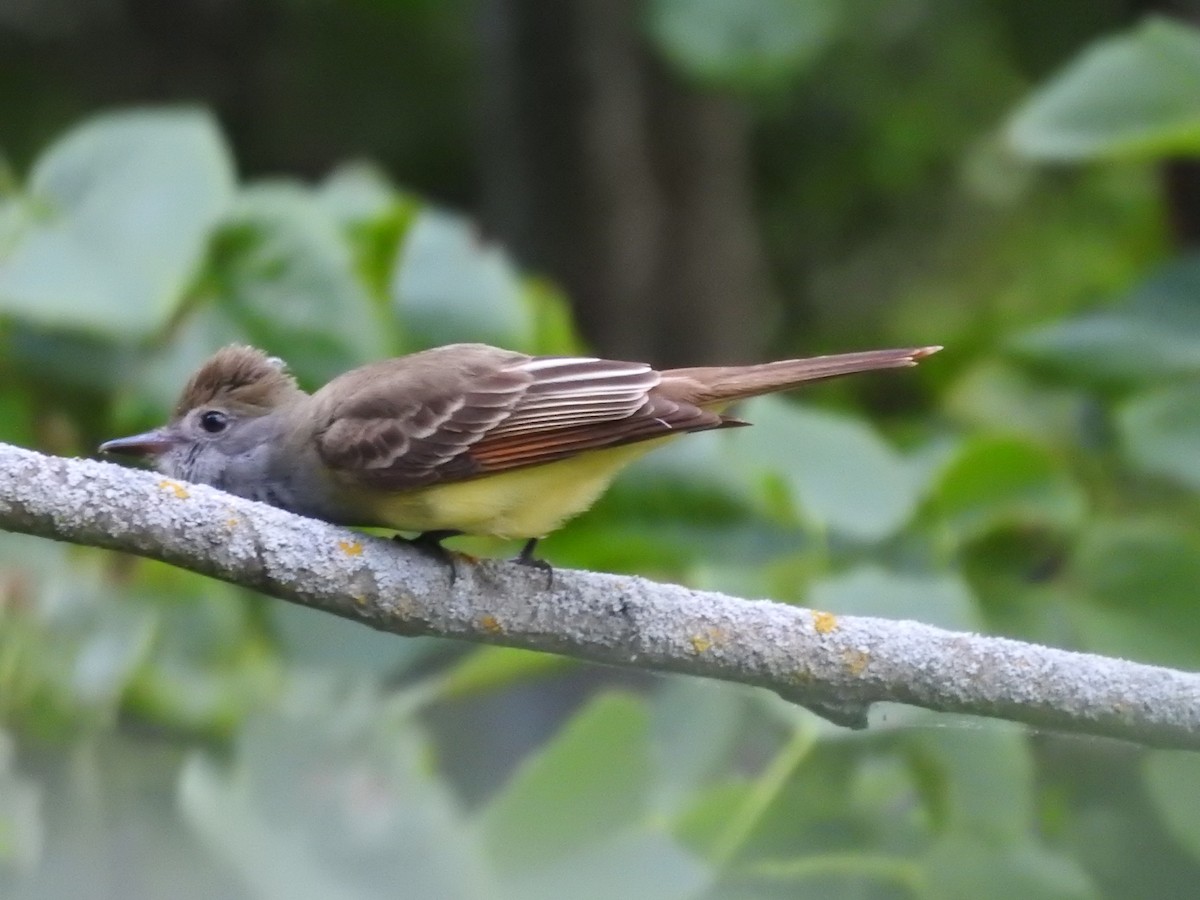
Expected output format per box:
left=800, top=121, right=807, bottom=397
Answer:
left=199, top=410, right=229, bottom=434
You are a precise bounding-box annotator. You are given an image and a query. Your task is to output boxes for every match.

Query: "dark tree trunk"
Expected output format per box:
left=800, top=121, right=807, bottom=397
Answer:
left=1163, top=161, right=1200, bottom=248
left=1125, top=0, right=1200, bottom=248
left=476, top=0, right=773, bottom=365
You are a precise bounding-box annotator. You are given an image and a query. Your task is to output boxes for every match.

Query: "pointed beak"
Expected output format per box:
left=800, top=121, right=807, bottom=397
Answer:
left=99, top=427, right=179, bottom=458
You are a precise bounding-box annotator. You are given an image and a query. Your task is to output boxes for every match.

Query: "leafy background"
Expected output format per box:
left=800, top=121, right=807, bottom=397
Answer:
left=3, top=2, right=1200, bottom=897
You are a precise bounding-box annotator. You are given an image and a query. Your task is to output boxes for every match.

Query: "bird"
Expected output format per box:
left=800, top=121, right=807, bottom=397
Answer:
left=101, top=342, right=940, bottom=562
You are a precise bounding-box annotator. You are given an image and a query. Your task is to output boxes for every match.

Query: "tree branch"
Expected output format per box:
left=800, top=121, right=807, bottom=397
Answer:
left=1, top=441, right=1197, bottom=749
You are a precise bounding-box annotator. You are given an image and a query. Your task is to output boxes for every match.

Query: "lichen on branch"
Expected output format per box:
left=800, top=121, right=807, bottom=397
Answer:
left=1, top=441, right=1197, bottom=750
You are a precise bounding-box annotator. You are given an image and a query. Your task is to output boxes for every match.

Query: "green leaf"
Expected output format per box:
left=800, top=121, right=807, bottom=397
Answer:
left=0, top=731, right=41, bottom=873
left=1144, top=751, right=1200, bottom=863
left=500, top=830, right=709, bottom=900
left=314, top=162, right=397, bottom=228
left=958, top=536, right=1076, bottom=646
left=1013, top=256, right=1200, bottom=385
left=1118, top=384, right=1200, bottom=490
left=68, top=607, right=156, bottom=709
left=1008, top=17, right=1200, bottom=161
left=673, top=780, right=752, bottom=858
left=1072, top=522, right=1200, bottom=610
left=524, top=278, right=587, bottom=356
left=930, top=435, right=1086, bottom=541
left=0, top=540, right=194, bottom=732
left=922, top=836, right=1094, bottom=900
left=479, top=692, right=651, bottom=873
left=122, top=572, right=277, bottom=734
left=1017, top=312, right=1200, bottom=383
left=269, top=602, right=440, bottom=678
left=116, top=304, right=246, bottom=414
left=809, top=567, right=982, bottom=632
left=210, top=182, right=390, bottom=385
left=649, top=677, right=746, bottom=812
left=943, top=362, right=1092, bottom=447
left=645, top=0, right=840, bottom=89
left=0, top=108, right=234, bottom=337
left=179, top=685, right=489, bottom=900
left=0, top=327, right=141, bottom=398
left=439, top=646, right=575, bottom=700
left=729, top=397, right=921, bottom=542
left=8, top=736, right=248, bottom=900
left=0, top=388, right=36, bottom=448
left=1068, top=520, right=1200, bottom=668
left=181, top=756, right=359, bottom=900
left=911, top=726, right=1034, bottom=842
left=391, top=207, right=533, bottom=349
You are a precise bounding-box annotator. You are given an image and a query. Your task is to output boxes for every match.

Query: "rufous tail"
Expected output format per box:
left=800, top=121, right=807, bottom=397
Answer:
left=661, top=346, right=941, bottom=407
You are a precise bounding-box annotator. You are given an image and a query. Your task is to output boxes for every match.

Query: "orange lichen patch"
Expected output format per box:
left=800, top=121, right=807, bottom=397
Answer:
left=338, top=539, right=364, bottom=557
left=226, top=518, right=239, bottom=528
left=843, top=648, right=870, bottom=676
left=480, top=614, right=504, bottom=635
left=812, top=611, right=838, bottom=634
left=158, top=480, right=189, bottom=499
left=689, top=626, right=728, bottom=655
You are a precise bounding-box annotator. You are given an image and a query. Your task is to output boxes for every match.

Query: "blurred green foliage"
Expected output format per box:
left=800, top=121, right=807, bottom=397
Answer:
left=1007, top=17, right=1200, bottom=162
left=2, top=6, right=1200, bottom=900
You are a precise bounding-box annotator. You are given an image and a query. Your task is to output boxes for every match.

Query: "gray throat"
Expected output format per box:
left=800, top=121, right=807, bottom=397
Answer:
left=165, top=413, right=345, bottom=524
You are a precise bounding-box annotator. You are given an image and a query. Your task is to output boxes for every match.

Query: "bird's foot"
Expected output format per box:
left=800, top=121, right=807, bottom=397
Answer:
left=513, top=538, right=553, bottom=588
left=400, top=530, right=466, bottom=582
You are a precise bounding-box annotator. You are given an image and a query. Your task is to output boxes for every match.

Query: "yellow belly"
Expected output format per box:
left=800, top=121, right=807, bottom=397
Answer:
left=365, top=437, right=675, bottom=539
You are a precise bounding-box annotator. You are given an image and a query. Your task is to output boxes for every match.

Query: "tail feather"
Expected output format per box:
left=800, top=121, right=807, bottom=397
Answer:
left=660, top=346, right=941, bottom=407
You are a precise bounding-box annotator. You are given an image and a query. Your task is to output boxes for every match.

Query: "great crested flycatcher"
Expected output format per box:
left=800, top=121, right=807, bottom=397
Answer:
left=101, top=342, right=939, bottom=560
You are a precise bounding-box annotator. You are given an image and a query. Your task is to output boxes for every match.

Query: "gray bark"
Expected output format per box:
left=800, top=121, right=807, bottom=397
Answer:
left=1, top=442, right=1198, bottom=750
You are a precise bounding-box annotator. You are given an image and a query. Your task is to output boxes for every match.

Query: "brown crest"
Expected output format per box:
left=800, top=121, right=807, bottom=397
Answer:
left=173, top=345, right=302, bottom=419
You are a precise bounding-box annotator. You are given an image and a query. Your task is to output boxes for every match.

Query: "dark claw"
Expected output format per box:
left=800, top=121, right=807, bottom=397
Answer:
left=399, top=530, right=464, bottom=582
left=513, top=538, right=553, bottom=588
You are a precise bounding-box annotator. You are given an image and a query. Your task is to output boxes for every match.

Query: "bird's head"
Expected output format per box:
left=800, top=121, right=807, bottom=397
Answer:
left=100, top=345, right=305, bottom=484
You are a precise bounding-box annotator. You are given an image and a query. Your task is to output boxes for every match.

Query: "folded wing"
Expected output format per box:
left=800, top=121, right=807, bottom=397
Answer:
left=316, top=353, right=730, bottom=490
